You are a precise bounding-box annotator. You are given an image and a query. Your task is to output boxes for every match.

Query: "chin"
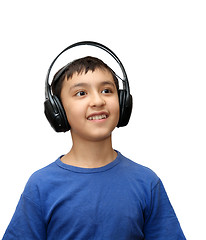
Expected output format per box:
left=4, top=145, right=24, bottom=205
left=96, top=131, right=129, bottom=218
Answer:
left=71, top=127, right=114, bottom=143
left=85, top=130, right=113, bottom=142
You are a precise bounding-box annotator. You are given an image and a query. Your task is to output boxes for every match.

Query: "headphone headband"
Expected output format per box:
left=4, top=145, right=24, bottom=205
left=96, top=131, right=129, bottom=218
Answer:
left=44, top=41, right=132, bottom=132
left=45, top=41, right=130, bottom=100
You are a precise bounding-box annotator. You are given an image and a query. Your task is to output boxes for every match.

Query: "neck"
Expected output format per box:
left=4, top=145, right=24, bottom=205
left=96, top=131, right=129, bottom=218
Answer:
left=61, top=133, right=117, bottom=168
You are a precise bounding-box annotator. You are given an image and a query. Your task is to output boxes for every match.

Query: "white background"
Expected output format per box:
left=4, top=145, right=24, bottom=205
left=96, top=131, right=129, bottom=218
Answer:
left=0, top=0, right=205, bottom=239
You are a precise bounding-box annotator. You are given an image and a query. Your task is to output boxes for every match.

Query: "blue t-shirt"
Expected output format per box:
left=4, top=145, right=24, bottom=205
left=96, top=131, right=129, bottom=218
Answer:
left=3, top=152, right=186, bottom=239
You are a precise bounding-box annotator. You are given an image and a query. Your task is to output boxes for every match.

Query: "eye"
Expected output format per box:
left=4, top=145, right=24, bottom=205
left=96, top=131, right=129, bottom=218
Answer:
left=102, top=89, right=112, bottom=94
left=76, top=91, right=87, bottom=97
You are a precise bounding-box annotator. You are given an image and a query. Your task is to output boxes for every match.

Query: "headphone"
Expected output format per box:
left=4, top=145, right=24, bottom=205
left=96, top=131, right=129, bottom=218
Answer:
left=44, top=41, right=133, bottom=132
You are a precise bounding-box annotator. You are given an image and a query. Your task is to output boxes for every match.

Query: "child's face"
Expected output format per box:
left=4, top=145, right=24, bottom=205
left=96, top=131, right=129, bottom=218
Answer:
left=61, top=68, right=120, bottom=142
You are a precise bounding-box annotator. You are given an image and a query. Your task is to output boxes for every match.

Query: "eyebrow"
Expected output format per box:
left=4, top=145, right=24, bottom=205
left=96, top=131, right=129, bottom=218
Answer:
left=69, top=83, right=89, bottom=91
left=100, top=81, right=116, bottom=87
left=69, top=81, right=115, bottom=91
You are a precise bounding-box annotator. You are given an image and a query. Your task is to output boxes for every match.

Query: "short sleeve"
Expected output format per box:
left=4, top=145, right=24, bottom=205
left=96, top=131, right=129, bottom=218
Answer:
left=143, top=180, right=186, bottom=240
left=2, top=193, right=46, bottom=240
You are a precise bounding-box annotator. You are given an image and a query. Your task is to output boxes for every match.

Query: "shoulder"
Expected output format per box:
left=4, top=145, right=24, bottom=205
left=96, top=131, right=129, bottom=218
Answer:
left=23, top=159, right=60, bottom=196
left=118, top=152, right=160, bottom=189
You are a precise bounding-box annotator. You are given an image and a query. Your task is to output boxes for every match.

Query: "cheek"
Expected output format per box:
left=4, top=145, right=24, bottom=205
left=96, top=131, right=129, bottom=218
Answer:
left=109, top=98, right=120, bottom=122
left=65, top=104, right=84, bottom=124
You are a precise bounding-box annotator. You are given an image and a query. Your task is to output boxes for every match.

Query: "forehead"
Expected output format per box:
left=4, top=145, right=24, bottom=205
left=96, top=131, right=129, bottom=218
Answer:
left=64, top=68, right=115, bottom=87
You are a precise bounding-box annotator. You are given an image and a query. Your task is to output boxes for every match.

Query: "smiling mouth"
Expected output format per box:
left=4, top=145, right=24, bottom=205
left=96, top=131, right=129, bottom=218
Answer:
left=87, top=114, right=107, bottom=120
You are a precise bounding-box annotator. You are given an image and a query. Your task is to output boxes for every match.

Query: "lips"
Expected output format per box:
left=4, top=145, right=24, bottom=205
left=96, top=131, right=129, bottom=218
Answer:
left=87, top=112, right=109, bottom=121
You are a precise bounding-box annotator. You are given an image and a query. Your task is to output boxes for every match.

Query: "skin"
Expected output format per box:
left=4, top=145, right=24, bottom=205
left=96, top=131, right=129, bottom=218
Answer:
left=60, top=68, right=120, bottom=168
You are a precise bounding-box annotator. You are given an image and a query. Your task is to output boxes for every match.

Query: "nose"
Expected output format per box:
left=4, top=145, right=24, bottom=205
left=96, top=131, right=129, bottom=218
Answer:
left=90, top=92, right=106, bottom=108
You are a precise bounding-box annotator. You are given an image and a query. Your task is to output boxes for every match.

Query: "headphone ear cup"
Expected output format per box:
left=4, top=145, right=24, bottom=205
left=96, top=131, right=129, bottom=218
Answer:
left=117, top=90, right=133, bottom=127
left=44, top=95, right=70, bottom=132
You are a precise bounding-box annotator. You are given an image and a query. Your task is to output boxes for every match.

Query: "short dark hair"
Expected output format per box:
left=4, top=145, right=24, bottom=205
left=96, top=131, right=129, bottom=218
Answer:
left=51, top=56, right=119, bottom=100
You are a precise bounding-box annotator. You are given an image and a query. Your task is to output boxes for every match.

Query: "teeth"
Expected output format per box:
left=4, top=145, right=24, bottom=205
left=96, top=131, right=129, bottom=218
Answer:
left=88, top=114, right=107, bottom=120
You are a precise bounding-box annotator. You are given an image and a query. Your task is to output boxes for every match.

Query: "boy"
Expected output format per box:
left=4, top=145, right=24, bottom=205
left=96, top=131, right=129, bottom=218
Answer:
left=3, top=46, right=186, bottom=239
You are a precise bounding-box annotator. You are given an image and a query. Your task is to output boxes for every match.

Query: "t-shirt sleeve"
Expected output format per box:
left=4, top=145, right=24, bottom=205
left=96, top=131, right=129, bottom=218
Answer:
left=143, top=180, right=186, bottom=240
left=3, top=193, right=46, bottom=239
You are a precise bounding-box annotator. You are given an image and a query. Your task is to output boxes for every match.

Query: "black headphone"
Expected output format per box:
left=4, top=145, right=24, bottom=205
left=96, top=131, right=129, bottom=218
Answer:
left=44, top=41, right=132, bottom=132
